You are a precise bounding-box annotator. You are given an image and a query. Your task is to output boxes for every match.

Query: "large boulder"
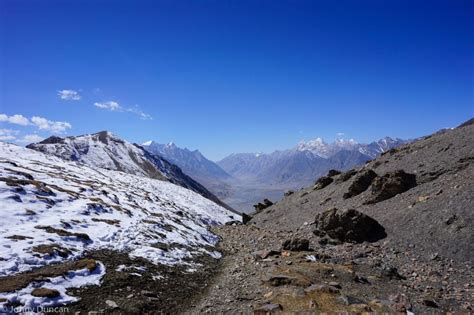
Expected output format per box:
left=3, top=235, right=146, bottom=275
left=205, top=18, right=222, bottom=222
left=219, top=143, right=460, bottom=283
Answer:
left=313, top=176, right=333, bottom=190
left=313, top=208, right=386, bottom=243
left=365, top=170, right=417, bottom=204
left=343, top=170, right=377, bottom=199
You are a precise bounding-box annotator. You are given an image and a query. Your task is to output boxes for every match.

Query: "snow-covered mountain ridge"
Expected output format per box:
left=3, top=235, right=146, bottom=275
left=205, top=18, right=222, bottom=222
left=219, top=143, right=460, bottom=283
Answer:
left=296, top=136, right=405, bottom=158
left=26, top=131, right=231, bottom=210
left=0, top=142, right=238, bottom=310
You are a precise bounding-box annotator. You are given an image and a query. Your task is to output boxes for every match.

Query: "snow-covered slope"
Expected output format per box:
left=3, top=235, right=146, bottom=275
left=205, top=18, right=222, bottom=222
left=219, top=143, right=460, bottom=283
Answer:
left=0, top=142, right=238, bottom=309
left=26, top=131, right=231, bottom=210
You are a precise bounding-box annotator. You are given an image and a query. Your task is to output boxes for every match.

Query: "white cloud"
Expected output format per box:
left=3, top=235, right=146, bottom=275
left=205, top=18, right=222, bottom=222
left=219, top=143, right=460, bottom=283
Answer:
left=94, top=101, right=122, bottom=111
left=94, top=101, right=152, bottom=120
left=31, top=116, right=72, bottom=133
left=0, top=129, right=19, bottom=141
left=0, top=114, right=30, bottom=126
left=336, top=132, right=345, bottom=137
left=58, top=89, right=81, bottom=101
left=127, top=106, right=153, bottom=120
left=16, top=134, right=45, bottom=144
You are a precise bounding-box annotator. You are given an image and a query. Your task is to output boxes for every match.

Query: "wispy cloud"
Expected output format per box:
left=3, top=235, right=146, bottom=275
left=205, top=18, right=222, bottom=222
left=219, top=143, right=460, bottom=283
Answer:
left=94, top=101, right=122, bottom=111
left=127, top=105, right=153, bottom=120
left=336, top=132, right=345, bottom=137
left=58, top=89, right=81, bottom=101
left=0, top=114, right=30, bottom=126
left=94, top=101, right=152, bottom=120
left=31, top=116, right=72, bottom=133
left=0, top=129, right=19, bottom=141
left=16, top=134, right=45, bottom=144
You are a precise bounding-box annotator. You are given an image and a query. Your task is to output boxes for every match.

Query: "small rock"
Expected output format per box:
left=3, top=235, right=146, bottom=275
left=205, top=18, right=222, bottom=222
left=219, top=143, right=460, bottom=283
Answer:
left=253, top=250, right=280, bottom=260
left=304, top=284, right=340, bottom=294
left=105, top=300, right=119, bottom=309
left=141, top=290, right=157, bottom=297
left=265, top=275, right=295, bottom=287
left=445, top=215, right=457, bottom=225
left=328, top=282, right=342, bottom=289
left=282, top=238, right=309, bottom=251
left=389, top=293, right=412, bottom=312
left=430, top=253, right=440, bottom=261
left=354, top=274, right=370, bottom=284
left=380, top=265, right=405, bottom=280
left=422, top=299, right=439, bottom=308
left=339, top=295, right=365, bottom=306
left=254, top=303, right=282, bottom=314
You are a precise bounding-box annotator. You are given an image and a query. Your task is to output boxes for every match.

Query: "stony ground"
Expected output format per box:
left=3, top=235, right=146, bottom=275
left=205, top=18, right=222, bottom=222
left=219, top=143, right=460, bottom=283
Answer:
left=188, top=224, right=473, bottom=314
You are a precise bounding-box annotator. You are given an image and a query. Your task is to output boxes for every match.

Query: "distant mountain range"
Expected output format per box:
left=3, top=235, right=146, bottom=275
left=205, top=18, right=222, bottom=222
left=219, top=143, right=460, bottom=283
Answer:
left=142, top=141, right=233, bottom=200
left=218, top=137, right=407, bottom=187
left=139, top=136, right=407, bottom=212
left=27, top=131, right=232, bottom=211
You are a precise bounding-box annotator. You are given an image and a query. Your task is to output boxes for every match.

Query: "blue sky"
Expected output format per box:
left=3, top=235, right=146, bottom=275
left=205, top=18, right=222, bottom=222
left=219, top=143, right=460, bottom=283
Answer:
left=1, top=0, right=473, bottom=160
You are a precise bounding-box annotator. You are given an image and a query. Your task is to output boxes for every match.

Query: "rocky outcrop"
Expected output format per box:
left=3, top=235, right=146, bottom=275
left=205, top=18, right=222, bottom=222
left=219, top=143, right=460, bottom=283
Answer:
left=365, top=170, right=417, bottom=204
left=327, top=169, right=342, bottom=177
left=343, top=170, right=377, bottom=199
left=241, top=212, right=252, bottom=224
left=254, top=199, right=273, bottom=212
left=335, top=169, right=357, bottom=183
left=313, top=208, right=386, bottom=243
left=284, top=190, right=294, bottom=197
left=313, top=176, right=333, bottom=190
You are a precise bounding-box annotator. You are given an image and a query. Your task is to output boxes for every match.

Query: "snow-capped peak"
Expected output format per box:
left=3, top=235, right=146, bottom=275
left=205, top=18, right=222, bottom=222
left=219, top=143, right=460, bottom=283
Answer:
left=142, top=140, right=153, bottom=146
